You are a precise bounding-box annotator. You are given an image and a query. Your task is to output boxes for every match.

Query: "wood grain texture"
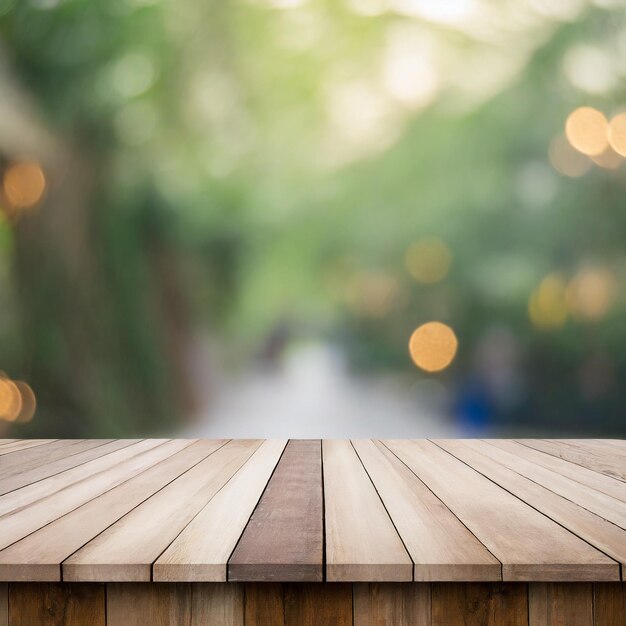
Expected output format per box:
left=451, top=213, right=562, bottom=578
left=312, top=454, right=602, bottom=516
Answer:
left=323, top=440, right=412, bottom=582
left=353, top=583, right=431, bottom=626
left=436, top=439, right=626, bottom=570
left=528, top=583, right=592, bottom=626
left=0, top=440, right=55, bottom=456
left=0, top=440, right=93, bottom=479
left=519, top=440, right=626, bottom=483
left=468, top=440, right=626, bottom=530
left=244, top=583, right=284, bottom=626
left=0, top=584, right=6, bottom=626
left=8, top=583, right=105, bottom=626
left=0, top=439, right=183, bottom=552
left=488, top=440, right=626, bottom=504
left=432, top=583, right=528, bottom=626
left=228, top=440, right=323, bottom=582
left=353, top=439, right=499, bottom=581
left=283, top=583, right=352, bottom=626
left=154, top=440, right=287, bottom=582
left=594, top=583, right=626, bottom=626
left=106, top=583, right=192, bottom=626
left=64, top=440, right=262, bottom=582
left=385, top=439, right=617, bottom=581
left=0, top=440, right=225, bottom=581
left=0, top=439, right=149, bottom=518
left=0, top=440, right=134, bottom=497
left=191, top=583, right=244, bottom=626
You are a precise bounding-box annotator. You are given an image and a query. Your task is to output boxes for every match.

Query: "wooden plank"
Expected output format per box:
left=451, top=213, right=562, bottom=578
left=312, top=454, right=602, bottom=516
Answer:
left=469, top=440, right=626, bottom=530
left=0, top=439, right=147, bottom=517
left=283, top=583, right=352, bottom=626
left=154, top=440, right=287, bottom=582
left=244, top=583, right=284, bottom=626
left=0, top=439, right=183, bottom=551
left=436, top=440, right=626, bottom=570
left=0, top=440, right=131, bottom=496
left=353, top=439, right=499, bottom=582
left=594, top=582, right=626, bottom=626
left=487, top=440, right=626, bottom=504
left=432, top=582, right=527, bottom=626
left=519, top=440, right=626, bottom=483
left=528, top=583, right=592, bottom=626
left=64, top=439, right=263, bottom=582
left=0, top=440, right=55, bottom=456
left=191, top=583, right=244, bottom=626
left=106, top=583, right=191, bottom=626
left=353, top=582, right=431, bottom=626
left=228, top=440, right=322, bottom=582
left=0, top=583, right=5, bottom=626
left=0, top=440, right=89, bottom=476
left=8, top=582, right=105, bottom=626
left=323, top=440, right=412, bottom=582
left=385, top=440, right=617, bottom=581
left=0, top=440, right=226, bottom=581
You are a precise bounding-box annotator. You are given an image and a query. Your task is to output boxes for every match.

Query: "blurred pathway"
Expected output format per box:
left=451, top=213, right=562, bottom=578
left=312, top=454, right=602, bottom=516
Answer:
left=185, top=342, right=458, bottom=439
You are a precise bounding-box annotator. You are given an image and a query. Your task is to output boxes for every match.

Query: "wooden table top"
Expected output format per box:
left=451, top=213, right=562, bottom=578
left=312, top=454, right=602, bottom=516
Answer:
left=0, top=438, right=624, bottom=584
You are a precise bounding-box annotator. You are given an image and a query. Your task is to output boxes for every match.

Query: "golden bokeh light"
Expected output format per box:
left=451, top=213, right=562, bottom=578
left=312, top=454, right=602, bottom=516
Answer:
left=14, top=382, right=37, bottom=424
left=0, top=377, right=23, bottom=422
left=345, top=272, right=400, bottom=318
left=548, top=135, right=592, bottom=178
left=608, top=113, right=626, bottom=157
left=405, top=237, right=452, bottom=284
left=0, top=375, right=36, bottom=423
left=409, top=321, right=458, bottom=373
left=590, top=145, right=623, bottom=170
left=567, top=268, right=616, bottom=321
left=2, top=161, right=46, bottom=212
left=565, top=107, right=608, bottom=156
left=528, top=273, right=568, bottom=329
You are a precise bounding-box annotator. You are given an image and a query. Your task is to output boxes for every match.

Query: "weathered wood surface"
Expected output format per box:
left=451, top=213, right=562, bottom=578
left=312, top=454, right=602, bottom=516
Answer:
left=228, top=440, right=322, bottom=582
left=154, top=439, right=287, bottom=582
left=0, top=439, right=624, bottom=584
left=323, top=440, right=412, bottom=582
left=5, top=581, right=626, bottom=624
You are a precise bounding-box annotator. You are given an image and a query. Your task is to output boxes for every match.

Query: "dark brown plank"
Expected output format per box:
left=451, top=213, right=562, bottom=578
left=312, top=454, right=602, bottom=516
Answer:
left=353, top=582, right=431, bottom=625
left=244, top=583, right=284, bottom=626
left=283, top=583, right=352, bottom=626
left=594, top=583, right=626, bottom=626
left=191, top=583, right=244, bottom=626
left=229, top=440, right=323, bottom=582
left=0, top=583, right=6, bottom=626
left=8, top=582, right=105, bottom=626
left=106, top=583, right=192, bottom=626
left=0, top=440, right=131, bottom=496
left=528, top=583, right=592, bottom=626
left=432, top=583, right=528, bottom=626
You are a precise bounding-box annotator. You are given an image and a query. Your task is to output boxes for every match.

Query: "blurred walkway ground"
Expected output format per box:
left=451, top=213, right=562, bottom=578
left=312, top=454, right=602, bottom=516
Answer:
left=185, top=341, right=458, bottom=439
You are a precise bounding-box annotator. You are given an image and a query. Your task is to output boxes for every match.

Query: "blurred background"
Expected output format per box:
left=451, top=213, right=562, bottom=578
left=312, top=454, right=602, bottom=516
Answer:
left=0, top=0, right=625, bottom=439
